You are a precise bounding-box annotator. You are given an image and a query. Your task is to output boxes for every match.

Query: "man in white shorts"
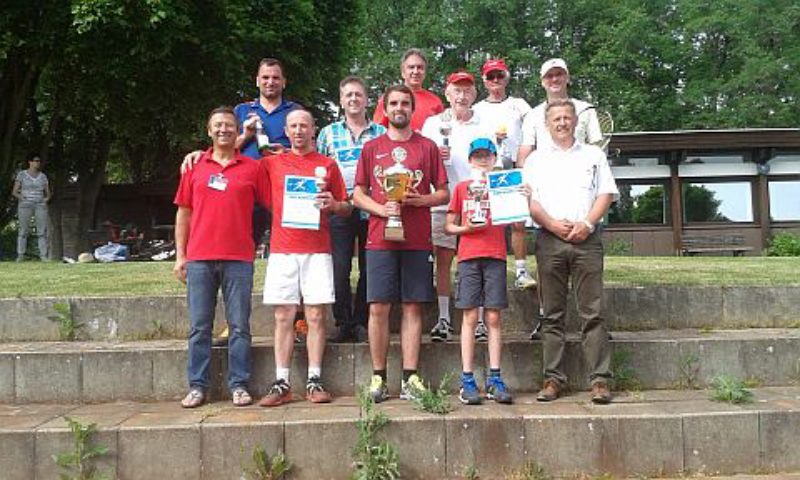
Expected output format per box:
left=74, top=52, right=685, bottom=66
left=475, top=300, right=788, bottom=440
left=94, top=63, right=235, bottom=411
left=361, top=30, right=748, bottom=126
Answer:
left=258, top=108, right=351, bottom=407
left=421, top=71, right=494, bottom=343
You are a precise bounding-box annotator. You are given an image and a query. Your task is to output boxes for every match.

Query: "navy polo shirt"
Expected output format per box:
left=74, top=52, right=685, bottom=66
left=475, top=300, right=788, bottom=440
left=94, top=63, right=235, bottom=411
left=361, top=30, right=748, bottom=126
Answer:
left=233, top=99, right=296, bottom=159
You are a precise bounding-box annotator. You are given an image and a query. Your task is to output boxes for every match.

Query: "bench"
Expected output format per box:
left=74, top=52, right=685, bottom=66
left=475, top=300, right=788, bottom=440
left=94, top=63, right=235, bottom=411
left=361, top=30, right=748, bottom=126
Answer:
left=681, top=234, right=754, bottom=257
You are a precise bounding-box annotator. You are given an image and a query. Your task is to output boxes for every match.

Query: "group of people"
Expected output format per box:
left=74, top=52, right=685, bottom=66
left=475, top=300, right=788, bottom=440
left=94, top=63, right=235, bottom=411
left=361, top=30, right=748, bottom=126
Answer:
left=173, top=50, right=619, bottom=410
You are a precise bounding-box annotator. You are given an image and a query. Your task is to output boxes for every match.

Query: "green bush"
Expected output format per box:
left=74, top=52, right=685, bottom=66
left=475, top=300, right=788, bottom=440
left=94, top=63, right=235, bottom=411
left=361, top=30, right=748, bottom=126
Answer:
left=766, top=232, right=800, bottom=256
left=605, top=237, right=633, bottom=256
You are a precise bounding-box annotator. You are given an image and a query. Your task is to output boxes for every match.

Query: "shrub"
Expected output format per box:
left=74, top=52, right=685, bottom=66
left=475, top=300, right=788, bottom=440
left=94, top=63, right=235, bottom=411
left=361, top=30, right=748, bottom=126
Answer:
left=765, top=232, right=800, bottom=256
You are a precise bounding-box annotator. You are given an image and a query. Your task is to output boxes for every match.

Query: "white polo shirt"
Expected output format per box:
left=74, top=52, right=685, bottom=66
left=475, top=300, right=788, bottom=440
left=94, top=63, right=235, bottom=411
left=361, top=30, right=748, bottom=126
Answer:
left=522, top=141, right=618, bottom=225
left=421, top=109, right=495, bottom=211
left=473, top=96, right=532, bottom=165
left=520, top=98, right=602, bottom=151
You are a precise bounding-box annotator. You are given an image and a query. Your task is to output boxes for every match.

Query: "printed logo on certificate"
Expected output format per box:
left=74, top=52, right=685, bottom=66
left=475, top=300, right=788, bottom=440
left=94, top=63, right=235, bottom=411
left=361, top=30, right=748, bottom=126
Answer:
left=334, top=146, right=361, bottom=192
left=281, top=175, right=320, bottom=230
left=486, top=169, right=530, bottom=225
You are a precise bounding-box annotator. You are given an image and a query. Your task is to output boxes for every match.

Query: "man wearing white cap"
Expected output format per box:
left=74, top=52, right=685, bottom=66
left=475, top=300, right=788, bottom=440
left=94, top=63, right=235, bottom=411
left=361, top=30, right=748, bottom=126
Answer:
left=517, top=58, right=602, bottom=163
left=421, top=71, right=494, bottom=343
left=473, top=58, right=536, bottom=290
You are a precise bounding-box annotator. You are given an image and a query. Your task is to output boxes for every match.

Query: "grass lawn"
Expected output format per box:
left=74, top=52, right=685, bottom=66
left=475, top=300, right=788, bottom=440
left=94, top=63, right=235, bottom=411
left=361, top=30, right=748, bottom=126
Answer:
left=0, top=256, right=798, bottom=299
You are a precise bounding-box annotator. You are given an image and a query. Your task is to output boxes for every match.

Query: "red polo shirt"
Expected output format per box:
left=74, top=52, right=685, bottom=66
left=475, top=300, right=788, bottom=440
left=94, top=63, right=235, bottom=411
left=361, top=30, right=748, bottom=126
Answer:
left=373, top=88, right=444, bottom=132
left=448, top=180, right=507, bottom=262
left=174, top=148, right=270, bottom=261
left=263, top=150, right=347, bottom=254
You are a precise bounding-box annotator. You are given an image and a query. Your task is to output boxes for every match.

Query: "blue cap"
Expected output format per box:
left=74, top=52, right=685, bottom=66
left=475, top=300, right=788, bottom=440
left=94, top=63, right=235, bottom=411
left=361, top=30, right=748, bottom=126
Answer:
left=468, top=138, right=497, bottom=157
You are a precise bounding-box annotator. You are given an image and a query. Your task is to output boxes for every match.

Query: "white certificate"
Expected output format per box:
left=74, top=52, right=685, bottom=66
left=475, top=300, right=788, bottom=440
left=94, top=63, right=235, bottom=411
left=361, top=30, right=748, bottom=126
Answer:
left=281, top=175, right=320, bottom=230
left=486, top=169, right=530, bottom=225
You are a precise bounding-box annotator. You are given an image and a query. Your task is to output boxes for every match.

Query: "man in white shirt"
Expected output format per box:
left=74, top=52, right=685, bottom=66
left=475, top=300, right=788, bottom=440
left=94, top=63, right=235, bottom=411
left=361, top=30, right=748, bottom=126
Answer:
left=473, top=58, right=536, bottom=290
left=522, top=99, right=618, bottom=405
left=421, top=71, right=494, bottom=343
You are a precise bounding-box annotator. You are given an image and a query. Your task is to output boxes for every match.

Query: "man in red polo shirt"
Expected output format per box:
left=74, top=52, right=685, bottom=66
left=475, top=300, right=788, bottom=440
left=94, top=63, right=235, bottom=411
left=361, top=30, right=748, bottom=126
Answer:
left=373, top=48, right=444, bottom=132
left=173, top=106, right=270, bottom=408
left=258, top=108, right=351, bottom=407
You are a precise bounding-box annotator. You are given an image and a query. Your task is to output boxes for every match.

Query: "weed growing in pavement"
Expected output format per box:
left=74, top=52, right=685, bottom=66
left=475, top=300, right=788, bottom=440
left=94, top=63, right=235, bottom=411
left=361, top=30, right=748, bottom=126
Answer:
left=52, top=416, right=109, bottom=480
left=352, top=387, right=400, bottom=480
left=241, top=444, right=291, bottom=480
left=502, top=461, right=552, bottom=480
left=463, top=464, right=479, bottom=479
left=610, top=349, right=641, bottom=392
left=48, top=301, right=83, bottom=341
left=709, top=374, right=754, bottom=404
left=413, top=373, right=454, bottom=415
left=677, top=353, right=701, bottom=390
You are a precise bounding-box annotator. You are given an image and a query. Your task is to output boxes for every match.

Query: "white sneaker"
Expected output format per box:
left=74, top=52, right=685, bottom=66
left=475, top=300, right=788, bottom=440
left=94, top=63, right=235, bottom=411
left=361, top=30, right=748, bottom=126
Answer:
left=430, top=318, right=453, bottom=342
left=515, top=270, right=537, bottom=289
left=474, top=319, right=488, bottom=343
left=400, top=373, right=427, bottom=401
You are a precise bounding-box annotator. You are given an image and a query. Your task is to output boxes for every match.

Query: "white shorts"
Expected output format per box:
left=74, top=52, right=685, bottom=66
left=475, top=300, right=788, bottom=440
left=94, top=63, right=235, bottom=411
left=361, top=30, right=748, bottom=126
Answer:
left=262, top=253, right=335, bottom=305
left=431, top=210, right=456, bottom=250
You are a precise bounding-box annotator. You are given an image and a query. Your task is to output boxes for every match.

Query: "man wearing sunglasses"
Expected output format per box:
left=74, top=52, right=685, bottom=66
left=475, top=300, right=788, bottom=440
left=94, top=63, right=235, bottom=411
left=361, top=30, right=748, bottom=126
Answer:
left=473, top=59, right=536, bottom=291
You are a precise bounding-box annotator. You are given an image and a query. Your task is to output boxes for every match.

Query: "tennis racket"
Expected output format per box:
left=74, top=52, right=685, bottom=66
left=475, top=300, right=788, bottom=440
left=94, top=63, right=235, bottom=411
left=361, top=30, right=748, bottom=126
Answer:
left=577, top=105, right=614, bottom=151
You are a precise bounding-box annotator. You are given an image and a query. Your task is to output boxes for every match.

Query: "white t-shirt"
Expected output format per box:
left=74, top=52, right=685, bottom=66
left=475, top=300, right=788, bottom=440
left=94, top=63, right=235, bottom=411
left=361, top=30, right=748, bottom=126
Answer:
left=472, top=96, right=532, bottom=167
left=520, top=98, right=602, bottom=151
left=421, top=109, right=495, bottom=211
left=522, top=141, right=618, bottom=226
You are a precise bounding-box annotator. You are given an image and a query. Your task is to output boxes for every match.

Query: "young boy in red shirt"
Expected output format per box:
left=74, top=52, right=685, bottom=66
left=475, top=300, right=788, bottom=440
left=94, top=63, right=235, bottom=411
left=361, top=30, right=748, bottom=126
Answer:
left=445, top=138, right=516, bottom=405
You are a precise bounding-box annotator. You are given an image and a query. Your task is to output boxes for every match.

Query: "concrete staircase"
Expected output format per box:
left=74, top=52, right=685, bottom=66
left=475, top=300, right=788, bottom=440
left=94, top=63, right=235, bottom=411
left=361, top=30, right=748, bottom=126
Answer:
left=2, top=286, right=800, bottom=479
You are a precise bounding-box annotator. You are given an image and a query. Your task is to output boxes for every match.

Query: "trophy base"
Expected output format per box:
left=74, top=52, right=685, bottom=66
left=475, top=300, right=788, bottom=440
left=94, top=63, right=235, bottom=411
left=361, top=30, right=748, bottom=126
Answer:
left=384, top=225, right=406, bottom=242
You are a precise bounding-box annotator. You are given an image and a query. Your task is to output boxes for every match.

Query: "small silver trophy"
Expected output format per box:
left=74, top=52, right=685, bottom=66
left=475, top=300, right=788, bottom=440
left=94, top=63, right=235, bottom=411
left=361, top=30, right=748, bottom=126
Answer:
left=467, top=169, right=487, bottom=226
left=439, top=110, right=453, bottom=165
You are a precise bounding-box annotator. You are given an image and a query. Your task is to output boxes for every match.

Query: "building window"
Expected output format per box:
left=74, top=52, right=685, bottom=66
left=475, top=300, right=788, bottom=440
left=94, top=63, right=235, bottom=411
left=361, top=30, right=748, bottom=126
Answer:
left=682, top=181, right=753, bottom=223
left=769, top=180, right=800, bottom=221
left=609, top=183, right=668, bottom=225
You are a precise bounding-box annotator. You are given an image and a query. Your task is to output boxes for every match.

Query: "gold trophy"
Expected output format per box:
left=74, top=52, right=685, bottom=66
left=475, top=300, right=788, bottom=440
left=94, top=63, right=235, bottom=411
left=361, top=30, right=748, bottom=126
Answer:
left=377, top=147, right=418, bottom=241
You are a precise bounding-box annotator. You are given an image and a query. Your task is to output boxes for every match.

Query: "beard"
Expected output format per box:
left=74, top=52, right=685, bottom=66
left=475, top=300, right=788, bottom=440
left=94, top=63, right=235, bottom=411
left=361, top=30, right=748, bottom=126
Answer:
left=388, top=113, right=410, bottom=129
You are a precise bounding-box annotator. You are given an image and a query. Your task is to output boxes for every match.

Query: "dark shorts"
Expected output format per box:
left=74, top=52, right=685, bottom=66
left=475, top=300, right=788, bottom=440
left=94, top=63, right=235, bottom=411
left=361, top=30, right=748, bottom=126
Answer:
left=455, top=258, right=508, bottom=310
left=366, top=249, right=435, bottom=303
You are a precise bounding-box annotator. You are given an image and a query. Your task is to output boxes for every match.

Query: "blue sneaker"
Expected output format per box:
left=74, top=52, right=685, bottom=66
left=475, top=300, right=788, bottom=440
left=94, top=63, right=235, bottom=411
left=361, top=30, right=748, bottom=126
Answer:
left=485, top=375, right=513, bottom=404
left=459, top=374, right=483, bottom=405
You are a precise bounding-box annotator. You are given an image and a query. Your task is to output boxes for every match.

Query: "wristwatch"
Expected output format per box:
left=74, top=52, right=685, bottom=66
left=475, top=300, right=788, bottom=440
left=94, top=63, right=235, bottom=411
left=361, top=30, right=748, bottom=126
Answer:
left=582, top=219, right=595, bottom=233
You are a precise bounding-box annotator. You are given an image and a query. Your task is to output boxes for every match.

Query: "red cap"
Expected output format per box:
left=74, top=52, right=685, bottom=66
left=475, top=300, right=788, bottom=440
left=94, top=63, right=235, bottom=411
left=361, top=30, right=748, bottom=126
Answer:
left=446, top=71, right=475, bottom=85
left=482, top=59, right=509, bottom=77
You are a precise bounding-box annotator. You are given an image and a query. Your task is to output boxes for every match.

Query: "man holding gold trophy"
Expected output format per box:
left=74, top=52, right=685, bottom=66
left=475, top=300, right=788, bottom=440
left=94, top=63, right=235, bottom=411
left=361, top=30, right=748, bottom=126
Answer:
left=353, top=84, right=449, bottom=403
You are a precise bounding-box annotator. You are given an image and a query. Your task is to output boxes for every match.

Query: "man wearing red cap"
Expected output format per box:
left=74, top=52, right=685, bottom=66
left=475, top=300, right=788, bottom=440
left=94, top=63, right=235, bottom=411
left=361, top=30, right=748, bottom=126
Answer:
left=518, top=58, right=602, bottom=162
left=373, top=48, right=444, bottom=132
left=421, top=71, right=494, bottom=344
left=473, top=58, right=536, bottom=291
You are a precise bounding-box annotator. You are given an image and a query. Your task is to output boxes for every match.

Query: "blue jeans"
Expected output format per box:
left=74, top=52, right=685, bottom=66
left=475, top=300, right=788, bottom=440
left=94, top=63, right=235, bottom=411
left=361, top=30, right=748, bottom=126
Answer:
left=186, top=261, right=253, bottom=391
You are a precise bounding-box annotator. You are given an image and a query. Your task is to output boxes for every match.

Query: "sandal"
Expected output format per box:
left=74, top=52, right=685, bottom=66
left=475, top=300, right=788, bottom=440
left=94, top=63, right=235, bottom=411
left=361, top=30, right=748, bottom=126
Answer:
left=181, top=388, right=205, bottom=408
left=232, top=388, right=253, bottom=407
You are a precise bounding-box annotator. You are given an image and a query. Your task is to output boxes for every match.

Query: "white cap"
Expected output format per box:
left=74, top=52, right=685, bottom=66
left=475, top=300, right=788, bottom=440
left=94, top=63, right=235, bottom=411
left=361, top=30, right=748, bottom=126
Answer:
left=540, top=58, right=569, bottom=78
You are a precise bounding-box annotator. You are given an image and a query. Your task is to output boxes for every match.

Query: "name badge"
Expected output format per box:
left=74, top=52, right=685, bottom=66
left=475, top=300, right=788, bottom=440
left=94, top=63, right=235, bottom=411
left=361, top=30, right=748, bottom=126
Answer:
left=208, top=174, right=228, bottom=191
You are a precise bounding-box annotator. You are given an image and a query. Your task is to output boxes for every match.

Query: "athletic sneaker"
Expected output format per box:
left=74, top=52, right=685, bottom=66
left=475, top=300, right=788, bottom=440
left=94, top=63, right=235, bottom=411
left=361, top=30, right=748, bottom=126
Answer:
left=485, top=375, right=513, bottom=404
left=258, top=379, right=292, bottom=407
left=400, top=373, right=427, bottom=401
left=430, top=317, right=453, bottom=342
left=515, top=270, right=537, bottom=289
left=474, top=319, right=488, bottom=343
left=369, top=375, right=388, bottom=403
left=306, top=376, right=332, bottom=403
left=459, top=375, right=483, bottom=405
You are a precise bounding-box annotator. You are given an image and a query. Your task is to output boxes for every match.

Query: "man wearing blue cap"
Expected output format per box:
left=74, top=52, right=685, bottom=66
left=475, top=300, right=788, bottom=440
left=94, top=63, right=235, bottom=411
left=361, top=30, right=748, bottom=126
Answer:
left=444, top=137, right=521, bottom=405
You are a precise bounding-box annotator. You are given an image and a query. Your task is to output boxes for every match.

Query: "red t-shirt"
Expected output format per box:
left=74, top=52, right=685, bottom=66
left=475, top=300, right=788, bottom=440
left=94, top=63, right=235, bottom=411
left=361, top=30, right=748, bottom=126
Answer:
left=263, top=150, right=347, bottom=254
left=448, top=180, right=507, bottom=262
left=373, top=88, right=444, bottom=132
left=355, top=133, right=448, bottom=251
left=174, top=149, right=270, bottom=261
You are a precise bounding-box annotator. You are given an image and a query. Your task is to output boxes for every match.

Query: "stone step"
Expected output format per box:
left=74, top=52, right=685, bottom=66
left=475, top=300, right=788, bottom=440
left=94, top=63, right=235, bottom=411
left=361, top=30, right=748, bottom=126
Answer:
left=3, top=387, right=800, bottom=479
left=1, top=286, right=799, bottom=342
left=2, top=329, right=799, bottom=404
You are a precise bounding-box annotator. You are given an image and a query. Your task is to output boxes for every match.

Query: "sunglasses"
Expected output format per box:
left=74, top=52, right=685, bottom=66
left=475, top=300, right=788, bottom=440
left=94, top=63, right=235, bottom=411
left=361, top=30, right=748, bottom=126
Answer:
left=485, top=71, right=506, bottom=81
